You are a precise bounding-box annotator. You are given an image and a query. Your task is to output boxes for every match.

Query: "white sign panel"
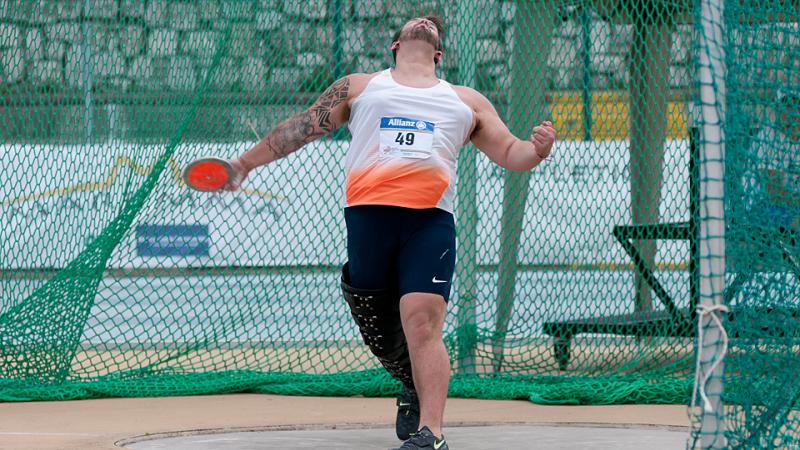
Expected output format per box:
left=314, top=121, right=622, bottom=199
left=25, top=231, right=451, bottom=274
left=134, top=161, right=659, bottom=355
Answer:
left=1, top=139, right=690, bottom=269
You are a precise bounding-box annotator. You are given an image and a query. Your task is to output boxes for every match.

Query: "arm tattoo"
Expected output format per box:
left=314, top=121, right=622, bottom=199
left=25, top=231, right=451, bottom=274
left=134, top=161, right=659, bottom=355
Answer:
left=311, top=77, right=350, bottom=132
left=264, top=77, right=350, bottom=160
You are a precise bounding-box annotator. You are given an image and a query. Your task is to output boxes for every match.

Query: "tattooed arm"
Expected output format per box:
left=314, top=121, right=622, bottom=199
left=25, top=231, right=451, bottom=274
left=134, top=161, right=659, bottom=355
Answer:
left=226, top=75, right=365, bottom=188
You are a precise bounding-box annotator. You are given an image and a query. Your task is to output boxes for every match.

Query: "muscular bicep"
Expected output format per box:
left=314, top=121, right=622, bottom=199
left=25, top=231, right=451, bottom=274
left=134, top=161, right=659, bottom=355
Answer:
left=307, top=77, right=352, bottom=135
left=292, top=76, right=352, bottom=142
left=468, top=98, right=518, bottom=168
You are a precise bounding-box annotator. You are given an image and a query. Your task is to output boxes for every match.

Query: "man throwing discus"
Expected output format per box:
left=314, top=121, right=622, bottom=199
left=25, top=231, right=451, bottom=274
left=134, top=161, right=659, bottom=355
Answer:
left=224, top=15, right=556, bottom=450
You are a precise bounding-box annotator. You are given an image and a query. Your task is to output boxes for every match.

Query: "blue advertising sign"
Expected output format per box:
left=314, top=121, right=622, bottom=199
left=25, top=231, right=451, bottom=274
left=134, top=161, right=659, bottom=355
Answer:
left=136, top=224, right=209, bottom=257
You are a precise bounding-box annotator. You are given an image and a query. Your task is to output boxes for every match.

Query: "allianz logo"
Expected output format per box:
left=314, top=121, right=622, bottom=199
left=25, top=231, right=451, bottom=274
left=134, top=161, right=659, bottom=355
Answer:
left=387, top=118, right=428, bottom=129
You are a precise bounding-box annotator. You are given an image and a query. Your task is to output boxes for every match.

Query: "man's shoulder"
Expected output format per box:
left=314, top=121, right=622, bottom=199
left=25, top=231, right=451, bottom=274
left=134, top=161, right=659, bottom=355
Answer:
left=447, top=84, right=490, bottom=110
left=346, top=71, right=382, bottom=80
left=333, top=72, right=382, bottom=100
left=447, top=83, right=479, bottom=97
left=450, top=84, right=494, bottom=112
left=345, top=71, right=384, bottom=84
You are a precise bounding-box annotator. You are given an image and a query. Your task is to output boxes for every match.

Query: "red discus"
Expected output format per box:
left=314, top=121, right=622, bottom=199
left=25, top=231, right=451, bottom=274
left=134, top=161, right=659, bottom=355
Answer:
left=182, top=157, right=234, bottom=192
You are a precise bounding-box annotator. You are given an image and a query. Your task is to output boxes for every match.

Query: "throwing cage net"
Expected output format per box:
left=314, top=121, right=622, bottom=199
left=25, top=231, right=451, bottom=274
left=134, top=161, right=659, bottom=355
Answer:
left=688, top=0, right=799, bottom=447
left=0, top=1, right=796, bottom=448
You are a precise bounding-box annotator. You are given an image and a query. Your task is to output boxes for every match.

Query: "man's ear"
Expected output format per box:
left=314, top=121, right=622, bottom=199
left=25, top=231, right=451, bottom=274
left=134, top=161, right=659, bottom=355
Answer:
left=390, top=41, right=400, bottom=52
left=434, top=50, right=443, bottom=64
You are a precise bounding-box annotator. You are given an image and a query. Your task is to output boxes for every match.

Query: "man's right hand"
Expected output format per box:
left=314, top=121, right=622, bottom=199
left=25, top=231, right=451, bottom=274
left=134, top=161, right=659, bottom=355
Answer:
left=223, top=158, right=250, bottom=191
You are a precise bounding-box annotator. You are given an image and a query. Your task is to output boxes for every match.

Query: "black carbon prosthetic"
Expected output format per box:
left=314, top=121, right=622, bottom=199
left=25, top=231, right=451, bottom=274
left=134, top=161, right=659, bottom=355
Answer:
left=340, top=265, right=414, bottom=388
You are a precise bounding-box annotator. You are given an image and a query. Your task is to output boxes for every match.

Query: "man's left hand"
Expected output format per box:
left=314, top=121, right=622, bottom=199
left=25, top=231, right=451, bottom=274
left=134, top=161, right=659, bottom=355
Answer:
left=530, top=121, right=556, bottom=160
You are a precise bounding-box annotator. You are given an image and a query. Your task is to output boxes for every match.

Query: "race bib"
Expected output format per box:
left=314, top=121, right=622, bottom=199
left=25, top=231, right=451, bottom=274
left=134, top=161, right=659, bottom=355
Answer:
left=378, top=117, right=435, bottom=160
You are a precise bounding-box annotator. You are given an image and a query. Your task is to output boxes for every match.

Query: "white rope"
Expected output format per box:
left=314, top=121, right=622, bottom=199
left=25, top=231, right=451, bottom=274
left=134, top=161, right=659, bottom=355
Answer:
left=246, top=119, right=262, bottom=141
left=692, top=304, right=730, bottom=413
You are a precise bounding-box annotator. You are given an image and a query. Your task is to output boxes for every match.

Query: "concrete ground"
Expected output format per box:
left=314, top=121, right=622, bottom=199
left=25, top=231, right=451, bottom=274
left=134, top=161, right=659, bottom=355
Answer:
left=124, top=425, right=688, bottom=450
left=0, top=394, right=690, bottom=450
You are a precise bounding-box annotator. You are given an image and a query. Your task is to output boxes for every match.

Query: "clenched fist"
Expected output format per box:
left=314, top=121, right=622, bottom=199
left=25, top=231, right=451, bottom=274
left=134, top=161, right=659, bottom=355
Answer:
left=530, top=121, right=556, bottom=160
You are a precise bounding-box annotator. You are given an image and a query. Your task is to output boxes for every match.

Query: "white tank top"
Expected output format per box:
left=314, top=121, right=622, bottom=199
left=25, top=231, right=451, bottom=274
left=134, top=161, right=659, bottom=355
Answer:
left=344, top=69, right=474, bottom=213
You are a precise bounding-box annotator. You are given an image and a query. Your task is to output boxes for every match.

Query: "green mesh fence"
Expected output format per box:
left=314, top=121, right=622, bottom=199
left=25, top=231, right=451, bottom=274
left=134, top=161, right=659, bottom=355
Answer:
left=0, top=1, right=791, bottom=447
left=0, top=0, right=699, bottom=407
left=685, top=0, right=800, bottom=447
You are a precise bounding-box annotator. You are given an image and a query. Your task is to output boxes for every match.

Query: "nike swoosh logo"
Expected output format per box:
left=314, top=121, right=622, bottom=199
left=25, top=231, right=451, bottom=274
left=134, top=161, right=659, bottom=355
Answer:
left=432, top=277, right=448, bottom=284
left=433, top=440, right=446, bottom=449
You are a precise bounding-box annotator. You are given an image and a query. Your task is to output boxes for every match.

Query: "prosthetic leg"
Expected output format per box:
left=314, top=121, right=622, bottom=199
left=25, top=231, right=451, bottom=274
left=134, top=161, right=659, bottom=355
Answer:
left=341, top=264, right=421, bottom=440
left=340, top=264, right=414, bottom=387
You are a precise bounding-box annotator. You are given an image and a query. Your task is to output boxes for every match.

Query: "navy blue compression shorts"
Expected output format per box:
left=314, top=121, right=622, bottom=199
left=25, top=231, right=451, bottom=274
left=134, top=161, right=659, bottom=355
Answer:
left=344, top=205, right=456, bottom=302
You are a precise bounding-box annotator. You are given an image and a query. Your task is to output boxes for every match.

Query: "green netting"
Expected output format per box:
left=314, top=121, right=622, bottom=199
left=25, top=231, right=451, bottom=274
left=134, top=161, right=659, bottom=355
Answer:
left=0, top=1, right=787, bottom=447
left=685, top=0, right=800, bottom=448
left=0, top=0, right=701, bottom=407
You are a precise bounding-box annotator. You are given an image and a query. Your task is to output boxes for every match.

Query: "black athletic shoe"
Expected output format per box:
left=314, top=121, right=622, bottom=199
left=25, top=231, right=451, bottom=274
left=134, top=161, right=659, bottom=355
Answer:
left=396, top=385, right=420, bottom=440
left=392, top=426, right=449, bottom=450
